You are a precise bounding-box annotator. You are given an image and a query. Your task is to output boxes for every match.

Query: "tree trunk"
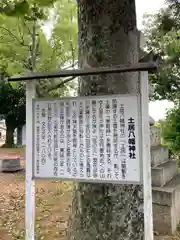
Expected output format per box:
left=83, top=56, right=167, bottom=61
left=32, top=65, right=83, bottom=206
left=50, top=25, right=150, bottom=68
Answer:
left=17, top=126, right=23, bottom=146
left=5, top=119, right=15, bottom=148
left=68, top=1, right=143, bottom=240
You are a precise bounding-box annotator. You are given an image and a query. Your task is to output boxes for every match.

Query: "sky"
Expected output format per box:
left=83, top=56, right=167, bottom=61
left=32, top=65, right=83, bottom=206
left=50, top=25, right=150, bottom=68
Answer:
left=136, top=0, right=174, bottom=121
left=136, top=0, right=165, bottom=29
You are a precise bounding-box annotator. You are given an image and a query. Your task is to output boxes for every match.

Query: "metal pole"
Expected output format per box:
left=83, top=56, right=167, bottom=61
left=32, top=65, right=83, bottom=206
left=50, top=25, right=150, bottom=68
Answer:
left=140, top=71, right=154, bottom=240
left=8, top=62, right=157, bottom=82
left=25, top=81, right=36, bottom=240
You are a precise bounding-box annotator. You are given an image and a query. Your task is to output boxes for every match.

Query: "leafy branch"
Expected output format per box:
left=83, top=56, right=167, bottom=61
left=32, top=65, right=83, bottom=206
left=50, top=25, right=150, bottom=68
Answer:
left=23, top=19, right=33, bottom=38
left=48, top=76, right=76, bottom=92
left=17, top=17, right=26, bottom=45
left=0, top=26, right=28, bottom=47
left=62, top=61, right=78, bottom=70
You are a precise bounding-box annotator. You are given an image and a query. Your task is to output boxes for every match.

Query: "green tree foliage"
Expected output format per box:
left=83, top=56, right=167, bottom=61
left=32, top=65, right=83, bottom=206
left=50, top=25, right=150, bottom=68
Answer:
left=0, top=74, right=25, bottom=147
left=0, top=0, right=56, bottom=19
left=0, top=0, right=77, bottom=147
left=159, top=106, right=180, bottom=161
left=0, top=13, right=35, bottom=147
left=38, top=0, right=78, bottom=97
left=143, top=0, right=180, bottom=102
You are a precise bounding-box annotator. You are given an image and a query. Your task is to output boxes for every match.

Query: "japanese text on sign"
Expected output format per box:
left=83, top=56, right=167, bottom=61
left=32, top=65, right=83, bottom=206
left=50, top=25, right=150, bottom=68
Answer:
left=33, top=95, right=141, bottom=183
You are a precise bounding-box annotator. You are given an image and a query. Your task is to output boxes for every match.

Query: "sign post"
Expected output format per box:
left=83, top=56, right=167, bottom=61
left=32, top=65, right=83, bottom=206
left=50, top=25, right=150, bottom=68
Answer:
left=26, top=81, right=36, bottom=239
left=8, top=63, right=156, bottom=240
left=140, top=71, right=154, bottom=240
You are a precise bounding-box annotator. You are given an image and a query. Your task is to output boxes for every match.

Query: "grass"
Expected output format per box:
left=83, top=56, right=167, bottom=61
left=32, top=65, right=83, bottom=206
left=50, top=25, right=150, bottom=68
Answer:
left=0, top=148, right=180, bottom=240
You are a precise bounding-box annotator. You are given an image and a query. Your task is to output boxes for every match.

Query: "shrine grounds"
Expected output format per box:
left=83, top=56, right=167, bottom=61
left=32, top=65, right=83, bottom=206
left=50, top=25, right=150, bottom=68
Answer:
left=0, top=148, right=72, bottom=239
left=0, top=148, right=180, bottom=240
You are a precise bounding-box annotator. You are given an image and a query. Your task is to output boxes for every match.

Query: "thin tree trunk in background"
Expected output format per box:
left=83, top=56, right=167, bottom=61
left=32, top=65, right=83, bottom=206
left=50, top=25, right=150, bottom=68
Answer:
left=68, top=0, right=143, bottom=240
left=5, top=120, right=15, bottom=148
left=17, top=126, right=23, bottom=146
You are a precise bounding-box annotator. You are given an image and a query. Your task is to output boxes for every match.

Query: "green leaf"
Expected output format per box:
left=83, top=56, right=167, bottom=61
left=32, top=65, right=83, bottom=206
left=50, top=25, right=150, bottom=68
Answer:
left=159, top=106, right=180, bottom=157
left=143, top=2, right=180, bottom=102
left=0, top=0, right=78, bottom=136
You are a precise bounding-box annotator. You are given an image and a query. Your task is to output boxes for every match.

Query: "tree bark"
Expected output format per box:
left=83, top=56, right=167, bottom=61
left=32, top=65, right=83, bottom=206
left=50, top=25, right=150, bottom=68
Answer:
left=17, top=125, right=23, bottom=146
left=5, top=119, right=15, bottom=148
left=68, top=1, right=143, bottom=240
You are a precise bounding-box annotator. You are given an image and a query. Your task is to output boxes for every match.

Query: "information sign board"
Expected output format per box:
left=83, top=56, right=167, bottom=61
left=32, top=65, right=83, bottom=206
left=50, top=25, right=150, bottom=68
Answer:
left=33, top=95, right=141, bottom=183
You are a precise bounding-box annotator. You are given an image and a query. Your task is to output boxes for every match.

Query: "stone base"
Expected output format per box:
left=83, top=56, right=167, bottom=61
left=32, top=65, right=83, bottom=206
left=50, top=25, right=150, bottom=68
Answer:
left=0, top=158, right=23, bottom=172
left=151, top=146, right=169, bottom=167
left=153, top=203, right=172, bottom=235
left=152, top=160, right=178, bottom=187
left=152, top=173, right=180, bottom=235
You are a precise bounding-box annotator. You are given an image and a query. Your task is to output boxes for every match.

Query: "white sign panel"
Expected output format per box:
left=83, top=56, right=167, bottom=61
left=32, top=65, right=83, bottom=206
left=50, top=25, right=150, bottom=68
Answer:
left=33, top=95, right=142, bottom=183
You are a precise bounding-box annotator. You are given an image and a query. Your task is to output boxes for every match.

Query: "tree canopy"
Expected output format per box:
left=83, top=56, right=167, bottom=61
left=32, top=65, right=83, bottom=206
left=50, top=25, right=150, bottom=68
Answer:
left=0, top=0, right=56, bottom=19
left=0, top=0, right=78, bottom=147
left=143, top=0, right=180, bottom=103
left=158, top=106, right=180, bottom=161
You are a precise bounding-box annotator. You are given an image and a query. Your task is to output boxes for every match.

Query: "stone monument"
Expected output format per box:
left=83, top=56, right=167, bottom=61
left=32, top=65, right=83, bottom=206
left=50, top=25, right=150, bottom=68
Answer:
left=145, top=34, right=180, bottom=234
left=0, top=154, right=22, bottom=172
left=150, top=115, right=180, bottom=235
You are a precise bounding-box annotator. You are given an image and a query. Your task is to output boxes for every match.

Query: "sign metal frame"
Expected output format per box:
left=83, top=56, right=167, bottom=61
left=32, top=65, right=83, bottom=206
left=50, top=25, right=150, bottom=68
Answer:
left=32, top=94, right=143, bottom=185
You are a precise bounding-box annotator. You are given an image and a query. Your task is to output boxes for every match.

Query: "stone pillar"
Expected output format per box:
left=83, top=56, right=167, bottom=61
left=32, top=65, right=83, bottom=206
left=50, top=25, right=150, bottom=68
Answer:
left=150, top=112, right=179, bottom=235
left=148, top=81, right=180, bottom=234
